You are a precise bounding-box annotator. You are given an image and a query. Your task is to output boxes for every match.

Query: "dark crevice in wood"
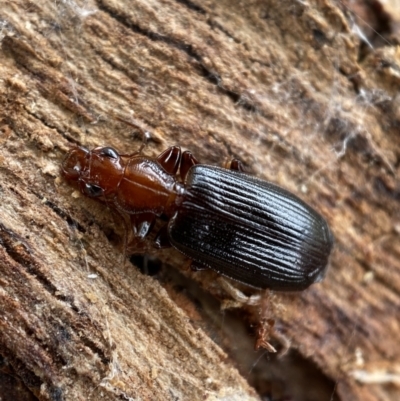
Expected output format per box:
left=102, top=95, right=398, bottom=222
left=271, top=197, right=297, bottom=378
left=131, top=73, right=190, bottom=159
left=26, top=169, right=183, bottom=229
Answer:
left=0, top=222, right=79, bottom=314
left=78, top=337, right=111, bottom=366
left=174, top=0, right=207, bottom=15
left=44, top=199, right=87, bottom=233
left=5, top=355, right=43, bottom=397
left=0, top=222, right=111, bottom=367
left=24, top=107, right=83, bottom=146
left=252, top=349, right=341, bottom=401
left=0, top=356, right=38, bottom=401
left=207, top=18, right=241, bottom=43
left=0, top=223, right=58, bottom=293
left=97, top=0, right=258, bottom=112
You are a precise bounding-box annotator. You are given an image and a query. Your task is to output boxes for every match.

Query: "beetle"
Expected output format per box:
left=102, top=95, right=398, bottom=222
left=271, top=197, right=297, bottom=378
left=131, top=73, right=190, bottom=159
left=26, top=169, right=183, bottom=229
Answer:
left=62, top=145, right=333, bottom=290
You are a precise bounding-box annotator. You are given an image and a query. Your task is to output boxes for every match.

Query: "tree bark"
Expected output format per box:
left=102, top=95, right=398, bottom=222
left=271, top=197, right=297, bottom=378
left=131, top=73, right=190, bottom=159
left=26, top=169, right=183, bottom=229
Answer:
left=1, top=1, right=399, bottom=400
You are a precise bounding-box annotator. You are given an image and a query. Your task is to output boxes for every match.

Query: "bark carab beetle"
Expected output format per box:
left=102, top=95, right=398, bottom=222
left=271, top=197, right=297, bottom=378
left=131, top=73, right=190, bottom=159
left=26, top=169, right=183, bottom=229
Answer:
left=62, top=145, right=333, bottom=290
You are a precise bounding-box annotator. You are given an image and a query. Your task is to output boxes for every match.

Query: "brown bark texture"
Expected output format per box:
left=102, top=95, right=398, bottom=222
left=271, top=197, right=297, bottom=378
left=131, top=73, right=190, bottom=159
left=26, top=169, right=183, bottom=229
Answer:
left=0, top=1, right=399, bottom=400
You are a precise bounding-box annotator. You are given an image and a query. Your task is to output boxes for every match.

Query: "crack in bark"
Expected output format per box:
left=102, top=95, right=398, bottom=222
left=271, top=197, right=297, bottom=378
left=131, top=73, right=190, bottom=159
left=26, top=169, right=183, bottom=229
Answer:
left=174, top=0, right=206, bottom=15
left=0, top=222, right=111, bottom=365
left=96, top=0, right=257, bottom=112
left=42, top=197, right=87, bottom=234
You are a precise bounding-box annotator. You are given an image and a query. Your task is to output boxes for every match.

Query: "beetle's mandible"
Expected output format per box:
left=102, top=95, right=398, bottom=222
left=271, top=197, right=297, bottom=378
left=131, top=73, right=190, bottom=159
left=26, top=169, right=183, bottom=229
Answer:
left=62, top=145, right=333, bottom=290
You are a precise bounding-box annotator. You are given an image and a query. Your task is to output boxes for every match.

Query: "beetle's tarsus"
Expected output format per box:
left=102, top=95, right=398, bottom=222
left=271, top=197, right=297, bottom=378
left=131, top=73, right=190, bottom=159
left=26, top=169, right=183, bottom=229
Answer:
left=227, top=158, right=246, bottom=172
left=217, top=278, right=262, bottom=308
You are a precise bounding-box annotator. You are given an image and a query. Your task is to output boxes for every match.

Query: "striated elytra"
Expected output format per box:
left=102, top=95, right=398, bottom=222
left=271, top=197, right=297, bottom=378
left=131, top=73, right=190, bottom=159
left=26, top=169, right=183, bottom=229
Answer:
left=62, top=145, right=334, bottom=290
left=169, top=165, right=333, bottom=290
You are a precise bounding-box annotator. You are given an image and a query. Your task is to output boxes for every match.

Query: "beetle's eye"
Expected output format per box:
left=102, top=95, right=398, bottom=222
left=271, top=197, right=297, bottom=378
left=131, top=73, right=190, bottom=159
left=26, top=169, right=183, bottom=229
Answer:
left=83, top=183, right=104, bottom=197
left=99, top=147, right=119, bottom=159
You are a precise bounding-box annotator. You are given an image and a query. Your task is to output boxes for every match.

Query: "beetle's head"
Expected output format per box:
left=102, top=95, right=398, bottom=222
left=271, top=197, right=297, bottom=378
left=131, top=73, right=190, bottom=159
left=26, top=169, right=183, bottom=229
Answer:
left=62, top=146, right=124, bottom=198
left=62, top=146, right=89, bottom=181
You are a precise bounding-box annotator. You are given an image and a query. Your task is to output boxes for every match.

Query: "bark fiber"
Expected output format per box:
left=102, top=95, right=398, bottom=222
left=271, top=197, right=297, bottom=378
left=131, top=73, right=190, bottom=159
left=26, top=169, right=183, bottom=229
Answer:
left=0, top=1, right=399, bottom=400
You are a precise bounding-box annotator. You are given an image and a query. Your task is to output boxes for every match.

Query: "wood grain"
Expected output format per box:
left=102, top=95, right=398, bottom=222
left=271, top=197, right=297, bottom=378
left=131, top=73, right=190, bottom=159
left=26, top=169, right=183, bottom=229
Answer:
left=0, top=1, right=399, bottom=400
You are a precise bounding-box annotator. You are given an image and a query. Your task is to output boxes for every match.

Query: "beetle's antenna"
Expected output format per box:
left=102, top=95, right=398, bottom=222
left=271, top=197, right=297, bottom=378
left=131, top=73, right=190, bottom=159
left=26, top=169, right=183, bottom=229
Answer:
left=111, top=114, right=152, bottom=154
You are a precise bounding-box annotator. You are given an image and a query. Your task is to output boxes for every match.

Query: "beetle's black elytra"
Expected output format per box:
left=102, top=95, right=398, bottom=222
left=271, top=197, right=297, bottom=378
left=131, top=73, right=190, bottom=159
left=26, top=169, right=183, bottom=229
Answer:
left=169, top=165, right=333, bottom=290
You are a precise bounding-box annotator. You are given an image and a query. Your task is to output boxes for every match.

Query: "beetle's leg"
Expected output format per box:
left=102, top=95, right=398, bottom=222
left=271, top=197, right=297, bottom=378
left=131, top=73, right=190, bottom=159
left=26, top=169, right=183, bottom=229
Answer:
left=130, top=213, right=156, bottom=239
left=156, top=146, right=182, bottom=175
left=217, top=278, right=262, bottom=308
left=125, top=213, right=157, bottom=254
left=226, top=158, right=246, bottom=172
left=180, top=151, right=199, bottom=179
left=271, top=328, right=291, bottom=357
left=255, top=318, right=290, bottom=356
left=154, top=224, right=172, bottom=248
left=254, top=319, right=277, bottom=353
left=189, top=260, right=208, bottom=271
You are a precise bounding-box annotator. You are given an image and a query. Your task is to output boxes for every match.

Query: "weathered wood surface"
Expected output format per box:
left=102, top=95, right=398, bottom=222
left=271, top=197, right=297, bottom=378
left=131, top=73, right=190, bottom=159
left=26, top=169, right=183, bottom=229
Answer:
left=0, top=1, right=399, bottom=400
